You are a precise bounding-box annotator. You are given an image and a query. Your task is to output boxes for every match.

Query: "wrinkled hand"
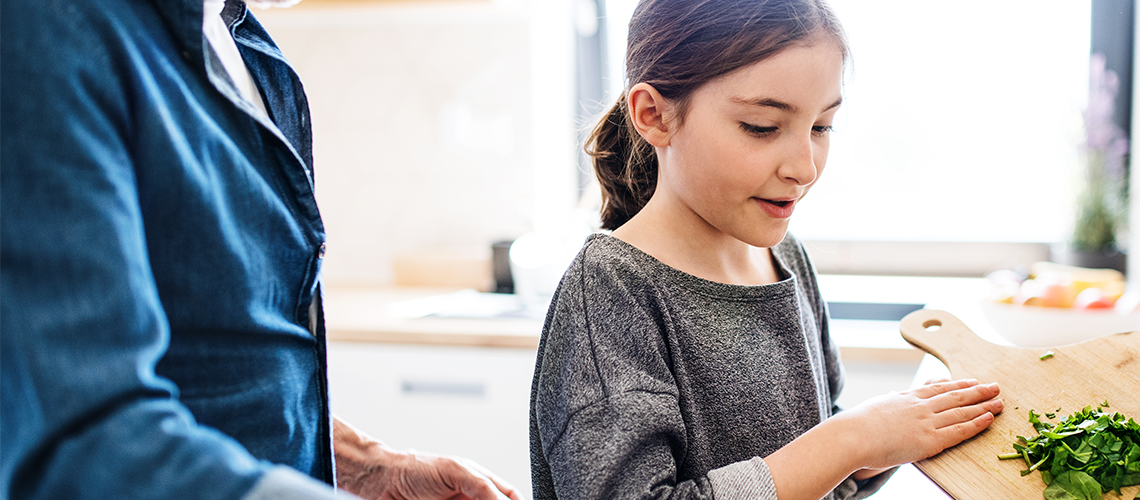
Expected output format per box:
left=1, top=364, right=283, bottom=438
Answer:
left=334, top=417, right=522, bottom=500
left=836, top=378, right=1003, bottom=470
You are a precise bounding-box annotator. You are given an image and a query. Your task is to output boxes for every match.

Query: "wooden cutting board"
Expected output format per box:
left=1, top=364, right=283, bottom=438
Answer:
left=899, top=309, right=1140, bottom=499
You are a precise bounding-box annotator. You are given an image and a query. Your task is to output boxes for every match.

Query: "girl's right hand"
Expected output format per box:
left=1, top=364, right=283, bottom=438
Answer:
left=837, top=378, right=1003, bottom=470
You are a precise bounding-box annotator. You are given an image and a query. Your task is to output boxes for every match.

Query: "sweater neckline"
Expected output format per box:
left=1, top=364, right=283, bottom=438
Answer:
left=587, top=233, right=798, bottom=300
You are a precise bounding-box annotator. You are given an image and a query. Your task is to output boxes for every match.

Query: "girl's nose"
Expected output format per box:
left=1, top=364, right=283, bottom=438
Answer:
left=778, top=133, right=819, bottom=186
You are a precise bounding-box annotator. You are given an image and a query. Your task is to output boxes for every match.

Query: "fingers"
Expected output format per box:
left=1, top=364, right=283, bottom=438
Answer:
left=940, top=408, right=996, bottom=445
left=910, top=378, right=979, bottom=399
left=455, top=458, right=522, bottom=500
left=465, top=460, right=523, bottom=500
left=932, top=397, right=1004, bottom=429
left=920, top=382, right=1002, bottom=456
left=919, top=381, right=1001, bottom=414
left=444, top=457, right=519, bottom=500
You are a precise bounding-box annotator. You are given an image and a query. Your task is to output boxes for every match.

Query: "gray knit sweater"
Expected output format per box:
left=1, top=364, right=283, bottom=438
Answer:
left=528, top=233, right=893, bottom=499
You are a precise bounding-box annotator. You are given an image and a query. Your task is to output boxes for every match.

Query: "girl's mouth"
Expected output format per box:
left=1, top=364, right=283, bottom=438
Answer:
left=756, top=198, right=796, bottom=219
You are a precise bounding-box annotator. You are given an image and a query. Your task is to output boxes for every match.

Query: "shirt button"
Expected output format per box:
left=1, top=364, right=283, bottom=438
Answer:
left=318, top=243, right=326, bottom=258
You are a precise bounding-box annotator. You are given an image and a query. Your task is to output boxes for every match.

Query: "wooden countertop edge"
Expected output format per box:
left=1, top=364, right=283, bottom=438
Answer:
left=839, top=346, right=925, bottom=363
left=327, top=328, right=927, bottom=362
left=328, top=328, right=541, bottom=349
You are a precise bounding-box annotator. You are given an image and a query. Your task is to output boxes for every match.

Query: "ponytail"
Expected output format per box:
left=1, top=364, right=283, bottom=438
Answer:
left=586, top=93, right=659, bottom=230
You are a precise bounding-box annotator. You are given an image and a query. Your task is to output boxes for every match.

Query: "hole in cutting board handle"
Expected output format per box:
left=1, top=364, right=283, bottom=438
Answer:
left=923, top=319, right=942, bottom=331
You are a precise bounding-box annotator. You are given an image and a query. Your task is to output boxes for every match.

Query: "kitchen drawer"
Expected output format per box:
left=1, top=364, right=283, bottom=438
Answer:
left=327, top=341, right=538, bottom=499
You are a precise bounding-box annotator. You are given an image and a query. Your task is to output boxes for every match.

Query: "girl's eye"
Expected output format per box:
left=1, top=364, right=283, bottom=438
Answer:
left=812, top=125, right=835, bottom=136
left=740, top=123, right=777, bottom=137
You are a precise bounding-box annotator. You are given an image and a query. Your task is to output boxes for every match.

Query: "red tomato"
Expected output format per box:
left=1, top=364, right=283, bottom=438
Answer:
left=1073, top=287, right=1116, bottom=310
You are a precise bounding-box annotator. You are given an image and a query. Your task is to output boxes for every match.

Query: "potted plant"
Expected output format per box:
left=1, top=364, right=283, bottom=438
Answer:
left=1053, top=53, right=1130, bottom=273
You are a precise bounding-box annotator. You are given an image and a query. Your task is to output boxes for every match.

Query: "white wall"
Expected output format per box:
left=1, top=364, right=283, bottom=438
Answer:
left=256, top=0, right=579, bottom=287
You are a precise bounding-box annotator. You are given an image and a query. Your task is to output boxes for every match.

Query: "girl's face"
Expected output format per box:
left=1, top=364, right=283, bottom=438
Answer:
left=653, top=41, right=844, bottom=248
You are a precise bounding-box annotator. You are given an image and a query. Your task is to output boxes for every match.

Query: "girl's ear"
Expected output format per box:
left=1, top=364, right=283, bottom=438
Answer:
left=628, top=82, right=673, bottom=148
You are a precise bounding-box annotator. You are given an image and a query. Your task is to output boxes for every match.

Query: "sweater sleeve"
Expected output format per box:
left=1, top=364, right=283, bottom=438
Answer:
left=774, top=236, right=899, bottom=499
left=530, top=249, right=777, bottom=500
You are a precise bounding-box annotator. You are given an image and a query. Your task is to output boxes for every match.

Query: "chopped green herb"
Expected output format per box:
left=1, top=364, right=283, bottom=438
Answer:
left=1040, top=350, right=1056, bottom=360
left=1046, top=413, right=1057, bottom=419
left=999, top=404, right=1140, bottom=499
left=1044, top=470, right=1102, bottom=500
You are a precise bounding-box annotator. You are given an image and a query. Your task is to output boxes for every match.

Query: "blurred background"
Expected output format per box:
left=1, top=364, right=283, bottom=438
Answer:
left=257, top=0, right=1138, bottom=286
left=253, top=1, right=1137, bottom=498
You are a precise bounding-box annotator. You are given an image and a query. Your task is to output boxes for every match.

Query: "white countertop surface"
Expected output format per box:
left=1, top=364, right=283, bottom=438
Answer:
left=323, top=274, right=1001, bottom=364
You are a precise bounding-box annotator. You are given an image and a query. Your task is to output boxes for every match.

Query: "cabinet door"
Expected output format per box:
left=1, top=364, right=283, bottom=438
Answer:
left=327, top=342, right=538, bottom=499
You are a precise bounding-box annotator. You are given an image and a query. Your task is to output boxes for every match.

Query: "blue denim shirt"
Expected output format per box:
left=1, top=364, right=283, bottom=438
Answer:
left=2, top=0, right=338, bottom=498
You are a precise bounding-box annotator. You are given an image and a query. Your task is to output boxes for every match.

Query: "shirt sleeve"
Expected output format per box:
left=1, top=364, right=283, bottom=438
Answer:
left=244, top=467, right=348, bottom=500
left=532, top=253, right=775, bottom=500
left=0, top=2, right=332, bottom=498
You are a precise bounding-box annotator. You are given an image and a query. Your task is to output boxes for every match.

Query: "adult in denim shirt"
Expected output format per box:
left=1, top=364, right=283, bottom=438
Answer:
left=0, top=1, right=520, bottom=499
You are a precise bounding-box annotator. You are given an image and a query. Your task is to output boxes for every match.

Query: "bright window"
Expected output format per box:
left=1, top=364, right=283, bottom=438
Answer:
left=603, top=0, right=1093, bottom=244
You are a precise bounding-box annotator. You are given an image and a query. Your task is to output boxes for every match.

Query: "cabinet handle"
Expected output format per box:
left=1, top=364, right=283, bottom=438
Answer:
left=400, top=380, right=486, bottom=397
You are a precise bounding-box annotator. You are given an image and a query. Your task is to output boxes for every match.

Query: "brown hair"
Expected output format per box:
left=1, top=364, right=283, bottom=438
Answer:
left=588, top=0, right=849, bottom=230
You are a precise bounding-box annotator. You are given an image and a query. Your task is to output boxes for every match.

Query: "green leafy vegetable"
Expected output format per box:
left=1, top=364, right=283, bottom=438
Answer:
left=1041, top=351, right=1056, bottom=360
left=1044, top=471, right=1104, bottom=500
left=999, top=404, right=1140, bottom=499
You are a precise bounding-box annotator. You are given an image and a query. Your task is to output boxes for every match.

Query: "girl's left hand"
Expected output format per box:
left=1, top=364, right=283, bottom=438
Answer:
left=837, top=378, right=1003, bottom=470
left=764, top=378, right=1001, bottom=500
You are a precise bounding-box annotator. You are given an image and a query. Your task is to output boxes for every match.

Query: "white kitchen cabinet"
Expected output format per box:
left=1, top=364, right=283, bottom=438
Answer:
left=326, top=341, right=949, bottom=500
left=327, top=341, right=539, bottom=499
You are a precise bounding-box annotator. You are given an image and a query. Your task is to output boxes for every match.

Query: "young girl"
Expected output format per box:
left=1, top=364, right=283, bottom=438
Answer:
left=528, top=1, right=1004, bottom=499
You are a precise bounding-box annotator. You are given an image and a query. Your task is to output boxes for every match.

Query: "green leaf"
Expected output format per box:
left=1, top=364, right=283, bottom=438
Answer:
left=1043, top=471, right=1103, bottom=500
left=1007, top=405, right=1140, bottom=498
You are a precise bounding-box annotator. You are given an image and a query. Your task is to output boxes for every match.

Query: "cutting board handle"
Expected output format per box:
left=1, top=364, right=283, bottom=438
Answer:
left=900, top=309, right=1009, bottom=376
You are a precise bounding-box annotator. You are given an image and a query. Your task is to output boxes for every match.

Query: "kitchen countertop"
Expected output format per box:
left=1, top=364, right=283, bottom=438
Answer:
left=323, top=274, right=1000, bottom=363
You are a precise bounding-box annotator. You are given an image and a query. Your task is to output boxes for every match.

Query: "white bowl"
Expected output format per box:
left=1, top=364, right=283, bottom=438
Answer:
left=978, top=301, right=1140, bottom=348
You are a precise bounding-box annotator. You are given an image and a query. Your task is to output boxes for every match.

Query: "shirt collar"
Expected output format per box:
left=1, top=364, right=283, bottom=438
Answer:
left=204, top=0, right=224, bottom=17
left=149, top=0, right=247, bottom=71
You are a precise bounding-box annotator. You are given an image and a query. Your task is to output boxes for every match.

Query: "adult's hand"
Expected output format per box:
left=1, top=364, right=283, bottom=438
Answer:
left=333, top=417, right=522, bottom=500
